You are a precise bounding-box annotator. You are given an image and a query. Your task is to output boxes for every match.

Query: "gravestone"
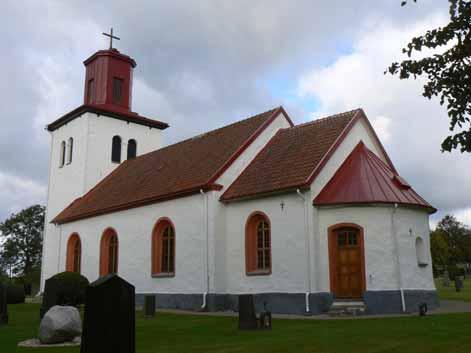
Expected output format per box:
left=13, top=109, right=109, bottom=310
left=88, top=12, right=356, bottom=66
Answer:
left=258, top=302, right=272, bottom=330
left=455, top=277, right=463, bottom=292
left=80, top=274, right=135, bottom=353
left=238, top=295, right=258, bottom=330
left=442, top=271, right=450, bottom=287
left=0, top=283, right=8, bottom=325
left=419, top=303, right=428, bottom=316
left=24, top=283, right=32, bottom=296
left=40, top=278, right=61, bottom=319
left=144, top=295, right=155, bottom=318
left=39, top=305, right=82, bottom=344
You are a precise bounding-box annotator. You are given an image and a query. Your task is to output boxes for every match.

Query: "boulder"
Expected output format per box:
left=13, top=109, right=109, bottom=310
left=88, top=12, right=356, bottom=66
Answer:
left=38, top=306, right=82, bottom=344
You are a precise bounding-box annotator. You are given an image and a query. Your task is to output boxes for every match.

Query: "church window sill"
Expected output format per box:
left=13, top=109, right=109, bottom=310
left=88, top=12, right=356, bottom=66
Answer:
left=246, top=270, right=271, bottom=276
left=152, top=272, right=175, bottom=278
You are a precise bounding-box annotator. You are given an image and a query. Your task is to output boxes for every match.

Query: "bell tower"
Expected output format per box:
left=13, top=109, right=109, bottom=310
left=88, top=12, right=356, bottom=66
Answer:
left=41, top=30, right=168, bottom=290
left=83, top=48, right=136, bottom=112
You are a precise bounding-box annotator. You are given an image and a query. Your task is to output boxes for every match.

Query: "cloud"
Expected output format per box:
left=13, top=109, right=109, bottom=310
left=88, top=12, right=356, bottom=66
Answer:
left=297, top=12, right=471, bottom=226
left=0, top=171, right=46, bottom=218
left=0, top=0, right=456, bottom=223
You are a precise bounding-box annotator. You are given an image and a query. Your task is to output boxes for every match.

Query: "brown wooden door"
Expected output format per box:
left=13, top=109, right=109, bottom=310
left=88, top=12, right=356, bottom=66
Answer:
left=329, top=226, right=365, bottom=299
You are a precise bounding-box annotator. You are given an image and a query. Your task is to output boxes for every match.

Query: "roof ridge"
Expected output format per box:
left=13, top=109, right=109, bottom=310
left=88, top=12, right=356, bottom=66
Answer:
left=291, top=108, right=362, bottom=130
left=132, top=106, right=281, bottom=160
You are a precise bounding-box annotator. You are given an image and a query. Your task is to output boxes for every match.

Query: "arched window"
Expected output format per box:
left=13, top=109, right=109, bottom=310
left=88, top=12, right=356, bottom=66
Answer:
left=151, top=218, right=175, bottom=276
left=100, top=228, right=119, bottom=276
left=59, top=141, right=66, bottom=167
left=245, top=212, right=271, bottom=275
left=416, top=236, right=427, bottom=267
left=67, top=137, right=74, bottom=164
left=66, top=233, right=81, bottom=273
left=127, top=139, right=137, bottom=159
left=111, top=136, right=121, bottom=163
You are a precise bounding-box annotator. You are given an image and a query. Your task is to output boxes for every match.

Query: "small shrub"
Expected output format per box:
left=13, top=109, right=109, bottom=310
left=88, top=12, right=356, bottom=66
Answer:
left=50, top=271, right=89, bottom=305
left=7, top=285, right=25, bottom=304
left=40, top=272, right=89, bottom=318
left=447, top=265, right=465, bottom=280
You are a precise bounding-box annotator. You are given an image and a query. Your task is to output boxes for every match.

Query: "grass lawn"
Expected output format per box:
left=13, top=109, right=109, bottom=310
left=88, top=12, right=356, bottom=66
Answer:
left=436, top=277, right=471, bottom=302
left=2, top=304, right=471, bottom=353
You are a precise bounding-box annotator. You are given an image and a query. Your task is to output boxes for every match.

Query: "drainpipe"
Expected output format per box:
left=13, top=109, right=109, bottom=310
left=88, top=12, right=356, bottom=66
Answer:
left=200, top=189, right=210, bottom=310
left=391, top=203, right=406, bottom=312
left=297, top=189, right=311, bottom=314
left=57, top=224, right=63, bottom=273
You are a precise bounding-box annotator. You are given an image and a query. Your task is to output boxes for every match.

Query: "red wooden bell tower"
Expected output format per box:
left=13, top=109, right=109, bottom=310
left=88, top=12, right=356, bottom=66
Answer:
left=83, top=48, right=136, bottom=113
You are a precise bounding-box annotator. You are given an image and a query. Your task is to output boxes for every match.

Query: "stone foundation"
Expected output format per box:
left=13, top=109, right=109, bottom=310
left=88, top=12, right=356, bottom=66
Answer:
left=136, top=290, right=438, bottom=315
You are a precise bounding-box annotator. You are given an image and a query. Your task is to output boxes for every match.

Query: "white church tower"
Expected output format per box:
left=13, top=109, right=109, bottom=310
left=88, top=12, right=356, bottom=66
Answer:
left=40, top=39, right=168, bottom=289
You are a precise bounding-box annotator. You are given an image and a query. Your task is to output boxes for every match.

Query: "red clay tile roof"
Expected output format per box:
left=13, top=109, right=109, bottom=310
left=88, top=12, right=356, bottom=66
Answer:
left=221, top=109, right=362, bottom=202
left=313, top=141, right=436, bottom=213
left=52, top=106, right=290, bottom=224
left=47, top=104, right=169, bottom=132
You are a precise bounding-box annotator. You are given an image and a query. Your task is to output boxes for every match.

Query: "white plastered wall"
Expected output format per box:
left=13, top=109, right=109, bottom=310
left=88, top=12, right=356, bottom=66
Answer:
left=316, top=206, right=434, bottom=293
left=41, top=112, right=163, bottom=290
left=224, top=194, right=307, bottom=294
left=84, top=113, right=163, bottom=191
left=56, top=194, right=207, bottom=294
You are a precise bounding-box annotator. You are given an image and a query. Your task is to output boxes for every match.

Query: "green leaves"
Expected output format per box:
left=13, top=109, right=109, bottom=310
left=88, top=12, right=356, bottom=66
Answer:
left=0, top=205, right=45, bottom=278
left=388, top=0, right=471, bottom=152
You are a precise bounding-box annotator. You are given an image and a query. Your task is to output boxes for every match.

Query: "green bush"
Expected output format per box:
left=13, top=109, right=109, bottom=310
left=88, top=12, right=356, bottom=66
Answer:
left=49, top=271, right=89, bottom=305
left=41, top=272, right=90, bottom=318
left=6, top=285, right=25, bottom=304
left=447, top=265, right=466, bottom=280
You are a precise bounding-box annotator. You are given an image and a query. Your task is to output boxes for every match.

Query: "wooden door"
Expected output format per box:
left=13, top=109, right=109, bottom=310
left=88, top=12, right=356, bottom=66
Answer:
left=329, top=226, right=365, bottom=299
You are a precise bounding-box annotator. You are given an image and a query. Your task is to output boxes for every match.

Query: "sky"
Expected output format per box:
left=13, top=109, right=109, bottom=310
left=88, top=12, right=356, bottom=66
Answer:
left=0, top=0, right=470, bottom=228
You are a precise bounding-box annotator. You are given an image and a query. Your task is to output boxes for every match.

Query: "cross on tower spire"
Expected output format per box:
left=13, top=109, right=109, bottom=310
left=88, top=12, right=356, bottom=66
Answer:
left=102, top=27, right=120, bottom=50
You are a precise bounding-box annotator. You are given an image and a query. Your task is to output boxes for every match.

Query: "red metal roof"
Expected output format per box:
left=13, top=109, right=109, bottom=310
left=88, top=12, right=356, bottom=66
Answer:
left=313, top=141, right=436, bottom=213
left=52, top=106, right=291, bottom=224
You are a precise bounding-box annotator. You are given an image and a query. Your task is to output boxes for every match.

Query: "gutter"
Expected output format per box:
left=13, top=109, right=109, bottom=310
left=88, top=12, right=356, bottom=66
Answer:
left=200, top=189, right=210, bottom=310
left=391, top=203, right=406, bottom=312
left=296, top=189, right=311, bottom=314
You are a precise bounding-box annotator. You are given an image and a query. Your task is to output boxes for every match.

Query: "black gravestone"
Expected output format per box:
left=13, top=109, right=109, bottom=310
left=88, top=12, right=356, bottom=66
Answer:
left=80, top=274, right=135, bottom=353
left=144, top=295, right=155, bottom=318
left=40, top=278, right=60, bottom=319
left=419, top=303, right=427, bottom=316
left=238, top=294, right=258, bottom=330
left=0, top=283, right=8, bottom=325
left=24, top=283, right=32, bottom=296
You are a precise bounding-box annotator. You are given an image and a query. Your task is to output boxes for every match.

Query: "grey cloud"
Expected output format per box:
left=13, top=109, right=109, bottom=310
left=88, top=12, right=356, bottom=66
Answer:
left=0, top=0, right=449, bottom=221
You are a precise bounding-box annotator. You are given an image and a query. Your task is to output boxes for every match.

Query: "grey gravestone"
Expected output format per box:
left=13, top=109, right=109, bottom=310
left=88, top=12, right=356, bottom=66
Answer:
left=0, top=283, right=8, bottom=325
left=38, top=305, right=82, bottom=344
left=80, top=274, right=135, bottom=353
left=238, top=295, right=258, bottom=330
left=442, top=271, right=450, bottom=287
left=144, top=295, right=155, bottom=318
left=455, top=277, right=463, bottom=292
left=258, top=302, right=272, bottom=330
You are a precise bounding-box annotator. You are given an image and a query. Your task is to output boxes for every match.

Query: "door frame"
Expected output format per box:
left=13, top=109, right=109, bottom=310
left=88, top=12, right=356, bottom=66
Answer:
left=328, top=223, right=366, bottom=299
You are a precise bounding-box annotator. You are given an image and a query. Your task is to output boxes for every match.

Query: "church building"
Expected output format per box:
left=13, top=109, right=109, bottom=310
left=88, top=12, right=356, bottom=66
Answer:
left=40, top=44, right=438, bottom=315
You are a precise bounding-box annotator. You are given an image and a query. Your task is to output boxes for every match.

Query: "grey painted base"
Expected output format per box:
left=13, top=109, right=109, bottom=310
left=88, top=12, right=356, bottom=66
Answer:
left=136, top=292, right=333, bottom=315
left=136, top=290, right=438, bottom=316
left=363, top=290, right=439, bottom=314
